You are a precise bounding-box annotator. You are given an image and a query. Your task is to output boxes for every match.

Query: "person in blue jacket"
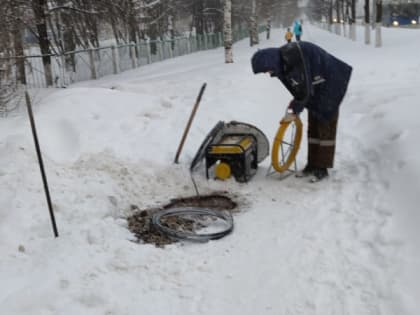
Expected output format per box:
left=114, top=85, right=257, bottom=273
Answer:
left=251, top=41, right=352, bottom=181
left=293, top=20, right=302, bottom=41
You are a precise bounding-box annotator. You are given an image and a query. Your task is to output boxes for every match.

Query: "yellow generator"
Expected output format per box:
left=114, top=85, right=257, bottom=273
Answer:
left=190, top=121, right=269, bottom=182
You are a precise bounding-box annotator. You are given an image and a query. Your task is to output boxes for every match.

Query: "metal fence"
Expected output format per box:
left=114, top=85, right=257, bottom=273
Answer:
left=1, top=28, right=267, bottom=90
left=0, top=27, right=267, bottom=115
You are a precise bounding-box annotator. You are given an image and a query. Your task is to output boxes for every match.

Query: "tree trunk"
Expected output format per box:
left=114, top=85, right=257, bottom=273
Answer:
left=193, top=0, right=204, bottom=35
left=364, top=0, right=371, bottom=44
left=371, top=0, right=376, bottom=29
left=89, top=19, right=100, bottom=48
left=224, top=0, right=233, bottom=63
left=110, top=17, right=121, bottom=44
left=249, top=0, right=259, bottom=46
left=350, top=0, right=356, bottom=41
left=266, top=18, right=271, bottom=40
left=335, top=0, right=341, bottom=35
left=328, top=0, right=333, bottom=32
left=342, top=0, right=347, bottom=37
left=149, top=24, right=159, bottom=55
left=128, top=0, right=138, bottom=44
left=128, top=1, right=139, bottom=58
left=12, top=5, right=26, bottom=85
left=375, top=0, right=382, bottom=47
left=168, top=15, right=175, bottom=51
left=59, top=10, right=76, bottom=73
left=32, top=0, right=53, bottom=86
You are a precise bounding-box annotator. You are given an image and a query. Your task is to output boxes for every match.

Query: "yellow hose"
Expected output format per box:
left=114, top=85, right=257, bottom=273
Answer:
left=271, top=116, right=303, bottom=173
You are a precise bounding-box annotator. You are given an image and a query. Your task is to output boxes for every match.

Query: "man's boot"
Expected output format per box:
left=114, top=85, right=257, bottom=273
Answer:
left=296, top=164, right=314, bottom=178
left=310, top=168, right=329, bottom=182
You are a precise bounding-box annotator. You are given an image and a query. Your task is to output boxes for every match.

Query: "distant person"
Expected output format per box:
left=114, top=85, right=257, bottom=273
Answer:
left=293, top=20, right=302, bottom=41
left=285, top=28, right=293, bottom=43
left=251, top=41, right=352, bottom=182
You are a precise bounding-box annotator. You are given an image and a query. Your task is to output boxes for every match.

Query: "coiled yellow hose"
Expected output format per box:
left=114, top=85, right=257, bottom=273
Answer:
left=271, top=116, right=303, bottom=173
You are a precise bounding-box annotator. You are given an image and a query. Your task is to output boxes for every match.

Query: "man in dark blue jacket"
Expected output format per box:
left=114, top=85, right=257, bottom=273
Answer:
left=251, top=41, right=352, bottom=181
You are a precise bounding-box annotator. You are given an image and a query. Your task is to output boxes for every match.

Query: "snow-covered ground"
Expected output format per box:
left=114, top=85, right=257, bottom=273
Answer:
left=1, top=24, right=419, bottom=315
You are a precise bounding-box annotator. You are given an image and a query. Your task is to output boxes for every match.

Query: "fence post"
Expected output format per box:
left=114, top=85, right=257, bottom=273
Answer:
left=197, top=35, right=201, bottom=50
left=172, top=39, right=177, bottom=57
left=168, top=40, right=173, bottom=59
left=160, top=40, right=165, bottom=60
left=137, top=43, right=142, bottom=66
left=111, top=45, right=118, bottom=74
left=186, top=36, right=191, bottom=54
left=130, top=42, right=138, bottom=68
left=185, top=37, right=190, bottom=54
left=60, top=54, right=67, bottom=86
left=88, top=48, right=97, bottom=80
left=146, top=40, right=152, bottom=64
left=156, top=40, right=161, bottom=61
left=204, top=33, right=208, bottom=50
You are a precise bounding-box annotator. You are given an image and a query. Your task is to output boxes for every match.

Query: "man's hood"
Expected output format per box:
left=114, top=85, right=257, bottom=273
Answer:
left=251, top=48, right=283, bottom=78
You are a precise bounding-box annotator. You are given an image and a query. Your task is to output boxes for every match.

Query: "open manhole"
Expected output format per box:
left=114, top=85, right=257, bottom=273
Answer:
left=127, top=193, right=237, bottom=247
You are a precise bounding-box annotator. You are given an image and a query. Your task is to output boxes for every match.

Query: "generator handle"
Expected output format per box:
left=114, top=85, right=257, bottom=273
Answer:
left=174, top=83, right=207, bottom=163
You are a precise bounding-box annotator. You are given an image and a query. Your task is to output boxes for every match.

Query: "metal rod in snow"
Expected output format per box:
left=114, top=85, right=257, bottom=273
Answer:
left=25, top=91, right=59, bottom=238
left=174, top=82, right=207, bottom=164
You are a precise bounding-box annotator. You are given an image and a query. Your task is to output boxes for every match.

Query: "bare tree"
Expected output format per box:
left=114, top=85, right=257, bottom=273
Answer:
left=223, top=0, right=233, bottom=63
left=192, top=0, right=205, bottom=34
left=328, top=0, right=333, bottom=31
left=364, top=0, right=371, bottom=44
left=10, top=1, right=26, bottom=84
left=73, top=0, right=99, bottom=48
left=0, top=0, right=13, bottom=110
left=266, top=17, right=271, bottom=39
left=258, top=0, right=274, bottom=39
left=350, top=0, right=356, bottom=41
left=249, top=0, right=258, bottom=46
left=127, top=0, right=139, bottom=45
left=271, top=0, right=299, bottom=28
left=342, top=0, right=347, bottom=37
left=32, top=0, right=53, bottom=86
left=335, top=0, right=342, bottom=35
left=375, top=0, right=382, bottom=47
left=1, top=0, right=315, bottom=91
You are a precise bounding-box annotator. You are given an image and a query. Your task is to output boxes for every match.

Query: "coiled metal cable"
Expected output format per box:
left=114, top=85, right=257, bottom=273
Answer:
left=151, top=207, right=234, bottom=242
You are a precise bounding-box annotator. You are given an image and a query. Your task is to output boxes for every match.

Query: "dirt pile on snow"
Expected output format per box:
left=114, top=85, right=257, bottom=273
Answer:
left=127, top=194, right=237, bottom=247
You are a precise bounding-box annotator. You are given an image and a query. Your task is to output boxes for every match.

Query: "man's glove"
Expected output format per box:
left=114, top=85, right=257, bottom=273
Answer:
left=281, top=100, right=297, bottom=123
left=280, top=113, right=297, bottom=124
left=287, top=100, right=296, bottom=112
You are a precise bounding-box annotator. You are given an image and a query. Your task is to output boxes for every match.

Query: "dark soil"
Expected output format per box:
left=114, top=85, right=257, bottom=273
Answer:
left=127, top=193, right=237, bottom=247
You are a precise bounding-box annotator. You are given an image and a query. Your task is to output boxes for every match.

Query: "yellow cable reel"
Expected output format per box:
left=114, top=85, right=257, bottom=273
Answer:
left=271, top=115, right=303, bottom=173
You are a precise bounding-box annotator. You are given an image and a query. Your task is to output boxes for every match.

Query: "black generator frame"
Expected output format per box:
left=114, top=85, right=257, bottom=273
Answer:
left=205, top=133, right=259, bottom=183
